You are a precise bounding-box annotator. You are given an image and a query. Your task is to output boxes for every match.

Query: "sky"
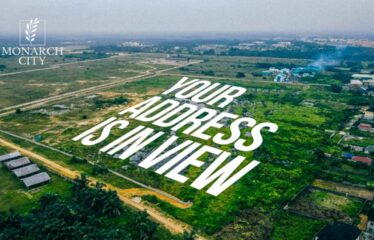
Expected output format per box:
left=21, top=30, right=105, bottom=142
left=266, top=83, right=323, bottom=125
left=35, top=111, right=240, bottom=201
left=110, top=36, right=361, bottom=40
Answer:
left=0, top=0, right=374, bottom=35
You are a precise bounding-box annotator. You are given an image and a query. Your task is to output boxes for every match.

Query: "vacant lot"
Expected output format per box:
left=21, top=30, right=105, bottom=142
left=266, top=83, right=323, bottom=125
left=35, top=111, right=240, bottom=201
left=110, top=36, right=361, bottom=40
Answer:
left=0, top=54, right=174, bottom=108
left=288, top=187, right=362, bottom=223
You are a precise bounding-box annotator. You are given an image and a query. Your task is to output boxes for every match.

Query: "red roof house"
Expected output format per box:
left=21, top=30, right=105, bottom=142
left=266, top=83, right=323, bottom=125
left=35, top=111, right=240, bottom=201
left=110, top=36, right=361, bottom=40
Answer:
left=351, top=156, right=373, bottom=165
left=358, top=123, right=372, bottom=131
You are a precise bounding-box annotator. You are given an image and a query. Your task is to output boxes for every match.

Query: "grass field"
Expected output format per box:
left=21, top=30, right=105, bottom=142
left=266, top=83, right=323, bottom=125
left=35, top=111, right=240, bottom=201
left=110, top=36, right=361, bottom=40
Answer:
left=0, top=146, right=73, bottom=213
left=0, top=54, right=175, bottom=108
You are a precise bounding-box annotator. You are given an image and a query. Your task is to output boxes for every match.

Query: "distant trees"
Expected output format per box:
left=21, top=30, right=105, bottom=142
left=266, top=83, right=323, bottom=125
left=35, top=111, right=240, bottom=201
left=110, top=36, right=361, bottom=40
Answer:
left=93, top=96, right=129, bottom=108
left=201, top=70, right=215, bottom=76
left=69, top=155, right=87, bottom=164
left=0, top=64, right=6, bottom=71
left=236, top=72, right=246, bottom=78
left=0, top=174, right=159, bottom=240
left=92, top=163, right=109, bottom=175
left=330, top=83, right=343, bottom=93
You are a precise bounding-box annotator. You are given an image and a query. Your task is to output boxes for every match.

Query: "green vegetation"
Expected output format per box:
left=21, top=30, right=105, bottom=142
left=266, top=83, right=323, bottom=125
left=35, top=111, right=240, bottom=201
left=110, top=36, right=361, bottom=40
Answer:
left=0, top=147, right=72, bottom=213
left=1, top=49, right=373, bottom=239
left=270, top=213, right=325, bottom=240
left=0, top=174, right=166, bottom=240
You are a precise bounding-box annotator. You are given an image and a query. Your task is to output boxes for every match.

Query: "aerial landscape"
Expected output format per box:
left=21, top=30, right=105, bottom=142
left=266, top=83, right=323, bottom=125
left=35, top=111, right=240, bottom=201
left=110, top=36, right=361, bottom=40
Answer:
left=1, top=1, right=374, bottom=240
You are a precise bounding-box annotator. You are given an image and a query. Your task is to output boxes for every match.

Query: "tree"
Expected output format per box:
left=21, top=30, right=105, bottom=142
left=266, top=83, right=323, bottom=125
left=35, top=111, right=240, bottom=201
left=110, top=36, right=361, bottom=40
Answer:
left=182, top=230, right=196, bottom=240
left=134, top=211, right=158, bottom=240
left=236, top=72, right=246, bottom=78
left=15, top=108, right=22, bottom=114
left=330, top=83, right=343, bottom=93
left=70, top=156, right=87, bottom=164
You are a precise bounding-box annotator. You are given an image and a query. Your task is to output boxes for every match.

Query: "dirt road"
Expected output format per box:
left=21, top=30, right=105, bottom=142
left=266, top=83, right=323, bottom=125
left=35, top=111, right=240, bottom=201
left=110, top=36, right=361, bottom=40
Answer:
left=0, top=60, right=201, bottom=116
left=0, top=137, right=204, bottom=238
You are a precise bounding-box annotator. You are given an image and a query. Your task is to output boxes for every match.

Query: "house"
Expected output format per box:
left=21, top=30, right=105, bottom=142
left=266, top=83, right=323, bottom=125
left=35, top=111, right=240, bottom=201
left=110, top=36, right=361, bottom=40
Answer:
left=364, top=111, right=374, bottom=121
left=350, top=80, right=364, bottom=89
left=280, top=68, right=290, bottom=75
left=274, top=73, right=287, bottom=82
left=351, top=156, right=373, bottom=165
left=359, top=123, right=372, bottom=132
left=351, top=145, right=364, bottom=152
left=361, top=232, right=374, bottom=240
left=315, top=222, right=361, bottom=240
left=365, top=146, right=374, bottom=154
left=363, top=80, right=374, bottom=87
left=352, top=74, right=373, bottom=80
left=360, top=209, right=374, bottom=239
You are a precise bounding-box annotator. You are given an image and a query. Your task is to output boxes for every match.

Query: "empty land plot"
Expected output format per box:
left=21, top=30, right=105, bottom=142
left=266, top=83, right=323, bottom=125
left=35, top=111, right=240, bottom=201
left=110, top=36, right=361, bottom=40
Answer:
left=0, top=55, right=171, bottom=109
left=169, top=55, right=310, bottom=81
left=288, top=187, right=363, bottom=223
left=313, top=179, right=374, bottom=201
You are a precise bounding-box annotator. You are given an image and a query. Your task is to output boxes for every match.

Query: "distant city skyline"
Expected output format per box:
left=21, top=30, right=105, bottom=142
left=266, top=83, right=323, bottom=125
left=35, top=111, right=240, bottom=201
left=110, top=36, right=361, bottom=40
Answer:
left=0, top=0, right=374, bottom=36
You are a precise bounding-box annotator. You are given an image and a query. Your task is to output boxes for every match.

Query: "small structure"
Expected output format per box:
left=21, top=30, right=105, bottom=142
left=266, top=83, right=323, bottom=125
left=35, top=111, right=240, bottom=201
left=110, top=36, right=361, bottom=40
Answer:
left=351, top=156, right=373, bottom=166
left=350, top=80, right=364, bottom=89
left=0, top=151, right=21, bottom=162
left=4, top=157, right=31, bottom=170
left=364, top=111, right=374, bottom=121
left=352, top=74, right=373, bottom=80
left=365, top=146, right=374, bottom=154
left=315, top=222, right=361, bottom=240
left=343, top=153, right=354, bottom=159
left=360, top=209, right=374, bottom=239
left=12, top=164, right=40, bottom=178
left=274, top=73, right=287, bottom=82
left=22, top=172, right=51, bottom=189
left=359, top=123, right=373, bottom=132
left=0, top=152, right=51, bottom=190
left=350, top=145, right=364, bottom=152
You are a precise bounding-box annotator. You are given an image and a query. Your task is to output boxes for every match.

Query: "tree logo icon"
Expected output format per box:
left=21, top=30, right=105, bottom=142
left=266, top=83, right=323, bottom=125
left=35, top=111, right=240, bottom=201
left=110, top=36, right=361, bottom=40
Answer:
left=19, top=18, right=46, bottom=46
left=25, top=18, right=40, bottom=45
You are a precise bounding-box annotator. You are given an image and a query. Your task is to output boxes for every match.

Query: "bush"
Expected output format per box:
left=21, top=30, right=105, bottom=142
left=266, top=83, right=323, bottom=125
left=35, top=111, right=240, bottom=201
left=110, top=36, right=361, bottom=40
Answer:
left=236, top=72, right=246, bottom=78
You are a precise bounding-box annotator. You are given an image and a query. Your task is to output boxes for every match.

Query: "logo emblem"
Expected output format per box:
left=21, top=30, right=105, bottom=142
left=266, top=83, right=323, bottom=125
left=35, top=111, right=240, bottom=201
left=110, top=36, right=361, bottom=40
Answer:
left=19, top=18, right=46, bottom=46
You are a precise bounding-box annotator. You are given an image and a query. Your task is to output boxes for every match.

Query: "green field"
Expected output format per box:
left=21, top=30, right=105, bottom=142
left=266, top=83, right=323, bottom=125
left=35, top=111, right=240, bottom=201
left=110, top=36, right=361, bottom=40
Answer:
left=0, top=146, right=73, bottom=213
left=0, top=53, right=175, bottom=108
left=0, top=52, right=373, bottom=239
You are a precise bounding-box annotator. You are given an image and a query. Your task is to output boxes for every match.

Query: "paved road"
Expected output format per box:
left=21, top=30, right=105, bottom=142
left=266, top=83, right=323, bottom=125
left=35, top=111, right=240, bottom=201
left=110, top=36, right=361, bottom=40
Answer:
left=0, top=136, right=203, bottom=237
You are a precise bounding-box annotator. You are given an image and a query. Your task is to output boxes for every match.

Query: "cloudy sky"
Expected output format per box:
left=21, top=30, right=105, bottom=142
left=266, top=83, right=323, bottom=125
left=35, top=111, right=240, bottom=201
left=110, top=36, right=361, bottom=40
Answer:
left=1, top=0, right=373, bottom=35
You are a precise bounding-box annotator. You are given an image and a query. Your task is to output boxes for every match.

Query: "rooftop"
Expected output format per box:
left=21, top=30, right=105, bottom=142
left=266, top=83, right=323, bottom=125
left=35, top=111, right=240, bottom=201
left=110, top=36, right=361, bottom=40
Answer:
left=351, top=156, right=373, bottom=165
left=4, top=157, right=31, bottom=170
left=0, top=151, right=21, bottom=162
left=22, top=172, right=51, bottom=188
left=12, top=164, right=40, bottom=178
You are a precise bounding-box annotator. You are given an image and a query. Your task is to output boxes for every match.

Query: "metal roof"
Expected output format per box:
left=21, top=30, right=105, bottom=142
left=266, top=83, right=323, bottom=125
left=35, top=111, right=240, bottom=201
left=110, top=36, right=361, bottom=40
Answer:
left=12, top=164, right=40, bottom=178
left=0, top=152, right=21, bottom=162
left=22, top=172, right=51, bottom=188
left=4, top=157, right=31, bottom=170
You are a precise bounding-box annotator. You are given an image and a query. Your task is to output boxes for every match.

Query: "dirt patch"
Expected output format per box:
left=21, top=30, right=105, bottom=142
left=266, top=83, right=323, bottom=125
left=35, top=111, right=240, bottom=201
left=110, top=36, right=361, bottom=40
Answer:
left=358, top=214, right=368, bottom=230
left=97, top=91, right=122, bottom=98
left=77, top=80, right=89, bottom=84
left=313, top=179, right=374, bottom=201
left=288, top=187, right=362, bottom=223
